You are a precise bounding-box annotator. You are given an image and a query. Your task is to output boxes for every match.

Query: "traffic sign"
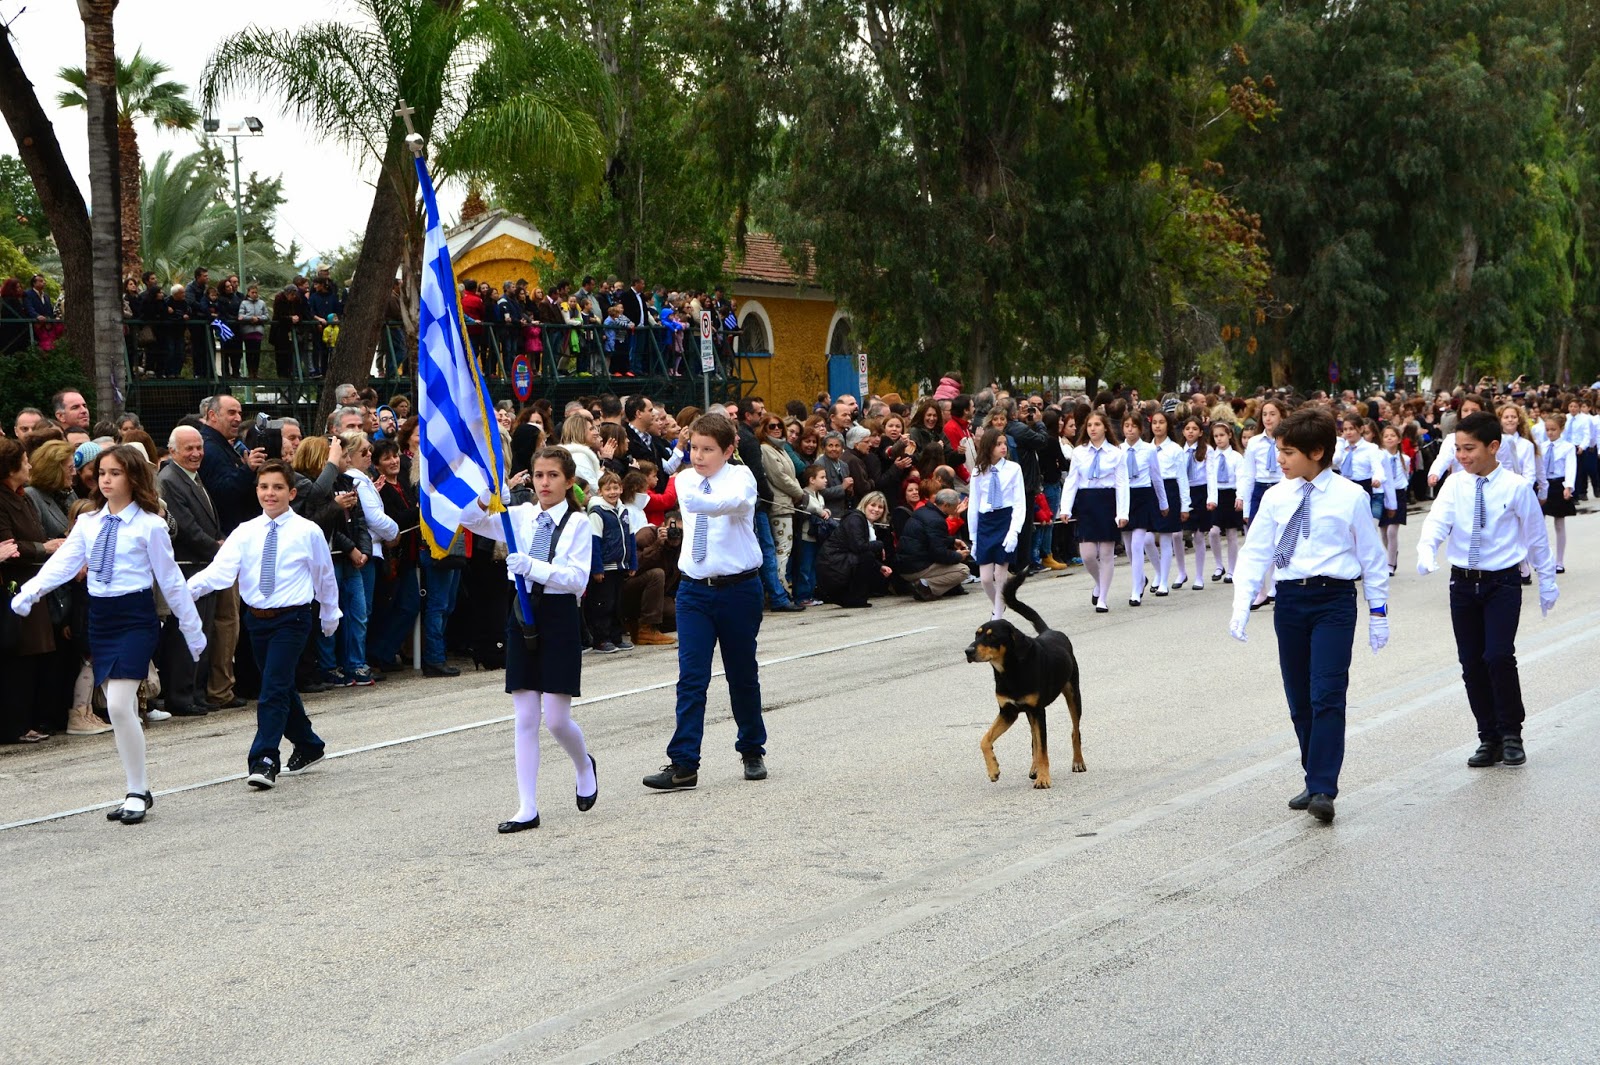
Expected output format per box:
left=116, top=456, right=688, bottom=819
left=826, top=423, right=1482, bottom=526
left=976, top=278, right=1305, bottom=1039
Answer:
left=511, top=353, right=533, bottom=402
left=699, top=311, right=715, bottom=372
left=857, top=352, right=869, bottom=401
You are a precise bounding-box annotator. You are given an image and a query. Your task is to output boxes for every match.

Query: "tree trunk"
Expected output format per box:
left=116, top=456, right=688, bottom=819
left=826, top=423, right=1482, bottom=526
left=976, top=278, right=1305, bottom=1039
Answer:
left=319, top=143, right=416, bottom=426
left=0, top=24, right=94, bottom=379
left=1430, top=224, right=1479, bottom=393
left=80, top=0, right=125, bottom=417
left=966, top=276, right=996, bottom=391
left=117, top=116, right=143, bottom=279
left=1554, top=319, right=1572, bottom=389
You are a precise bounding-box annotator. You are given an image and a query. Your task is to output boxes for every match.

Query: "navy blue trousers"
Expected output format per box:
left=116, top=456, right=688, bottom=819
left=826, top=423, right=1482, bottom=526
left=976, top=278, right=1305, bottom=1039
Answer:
left=668, top=576, right=765, bottom=770
left=1273, top=582, right=1355, bottom=797
left=1449, top=572, right=1525, bottom=742
left=245, top=605, right=324, bottom=770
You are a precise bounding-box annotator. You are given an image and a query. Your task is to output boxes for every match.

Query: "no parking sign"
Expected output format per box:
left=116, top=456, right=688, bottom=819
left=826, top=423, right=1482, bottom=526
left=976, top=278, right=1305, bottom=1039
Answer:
left=511, top=353, right=533, bottom=402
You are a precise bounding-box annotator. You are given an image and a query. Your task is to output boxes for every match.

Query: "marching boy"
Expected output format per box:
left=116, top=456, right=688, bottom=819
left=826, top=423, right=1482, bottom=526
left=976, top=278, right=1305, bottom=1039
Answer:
left=1230, top=408, right=1390, bottom=824
left=188, top=461, right=342, bottom=790
left=1417, top=411, right=1557, bottom=770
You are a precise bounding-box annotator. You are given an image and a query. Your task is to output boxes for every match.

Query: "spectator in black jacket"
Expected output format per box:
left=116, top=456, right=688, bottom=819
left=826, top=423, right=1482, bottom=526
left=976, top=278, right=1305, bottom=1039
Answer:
left=737, top=396, right=802, bottom=612
left=897, top=489, right=972, bottom=600
left=1005, top=398, right=1052, bottom=575
left=817, top=491, right=892, bottom=608
left=186, top=267, right=214, bottom=375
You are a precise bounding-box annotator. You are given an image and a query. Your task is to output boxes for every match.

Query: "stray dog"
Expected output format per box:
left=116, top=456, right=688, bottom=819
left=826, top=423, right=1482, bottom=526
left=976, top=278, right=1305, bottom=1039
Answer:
left=963, top=572, right=1085, bottom=788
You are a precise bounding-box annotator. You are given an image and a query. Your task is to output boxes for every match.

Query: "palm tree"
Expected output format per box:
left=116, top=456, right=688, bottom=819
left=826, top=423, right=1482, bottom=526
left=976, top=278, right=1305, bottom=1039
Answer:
left=200, top=0, right=609, bottom=414
left=59, top=48, right=201, bottom=279
left=138, top=149, right=294, bottom=285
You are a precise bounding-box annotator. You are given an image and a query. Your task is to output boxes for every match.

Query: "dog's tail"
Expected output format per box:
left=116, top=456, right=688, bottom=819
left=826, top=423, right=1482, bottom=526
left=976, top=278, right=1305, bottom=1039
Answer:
left=1002, top=571, right=1049, bottom=635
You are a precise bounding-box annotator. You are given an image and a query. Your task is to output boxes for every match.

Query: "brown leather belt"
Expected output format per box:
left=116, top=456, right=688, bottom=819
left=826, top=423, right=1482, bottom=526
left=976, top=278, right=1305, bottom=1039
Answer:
left=247, top=603, right=310, bottom=619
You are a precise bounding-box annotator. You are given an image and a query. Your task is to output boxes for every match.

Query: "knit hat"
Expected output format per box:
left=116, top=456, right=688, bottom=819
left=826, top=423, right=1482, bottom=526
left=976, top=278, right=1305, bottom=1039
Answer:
left=845, top=426, right=871, bottom=449
left=73, top=441, right=102, bottom=470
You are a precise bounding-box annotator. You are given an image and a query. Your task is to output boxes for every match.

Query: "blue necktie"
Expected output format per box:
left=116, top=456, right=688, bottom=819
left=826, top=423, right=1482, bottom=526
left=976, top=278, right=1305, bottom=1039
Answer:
left=1272, top=483, right=1316, bottom=569
left=89, top=513, right=120, bottom=585
left=693, top=479, right=711, bottom=563
left=1127, top=448, right=1138, bottom=479
left=988, top=466, right=1000, bottom=505
left=1341, top=446, right=1354, bottom=478
left=1267, top=440, right=1279, bottom=475
left=1088, top=447, right=1101, bottom=479
left=1467, top=478, right=1486, bottom=568
left=1547, top=449, right=1557, bottom=479
left=260, top=519, right=279, bottom=598
left=530, top=510, right=555, bottom=561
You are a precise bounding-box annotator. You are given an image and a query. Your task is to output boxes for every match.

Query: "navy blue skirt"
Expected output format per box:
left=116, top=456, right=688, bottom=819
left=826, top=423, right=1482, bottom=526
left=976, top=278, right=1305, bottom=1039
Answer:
left=1074, top=488, right=1120, bottom=542
left=88, top=589, right=160, bottom=688
left=974, top=507, right=1015, bottom=565
left=1541, top=479, right=1575, bottom=518
left=505, top=592, right=582, bottom=696
left=1152, top=478, right=1183, bottom=533
left=1247, top=480, right=1277, bottom=520
left=1213, top=488, right=1243, bottom=530
left=1126, top=485, right=1159, bottom=531
left=1380, top=487, right=1409, bottom=525
left=1183, top=484, right=1212, bottom=531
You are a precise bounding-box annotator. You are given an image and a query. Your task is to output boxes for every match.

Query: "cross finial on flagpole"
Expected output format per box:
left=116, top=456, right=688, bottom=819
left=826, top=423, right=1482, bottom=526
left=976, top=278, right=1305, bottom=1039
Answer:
left=395, top=99, right=424, bottom=157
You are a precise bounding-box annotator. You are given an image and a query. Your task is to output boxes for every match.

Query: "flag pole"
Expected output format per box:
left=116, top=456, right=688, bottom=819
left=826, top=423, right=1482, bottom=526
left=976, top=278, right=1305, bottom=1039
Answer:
left=401, top=100, right=536, bottom=628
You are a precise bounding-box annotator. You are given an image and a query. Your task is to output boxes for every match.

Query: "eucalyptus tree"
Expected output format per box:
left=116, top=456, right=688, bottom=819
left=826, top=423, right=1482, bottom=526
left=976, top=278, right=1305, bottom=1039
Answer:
left=201, top=0, right=608, bottom=413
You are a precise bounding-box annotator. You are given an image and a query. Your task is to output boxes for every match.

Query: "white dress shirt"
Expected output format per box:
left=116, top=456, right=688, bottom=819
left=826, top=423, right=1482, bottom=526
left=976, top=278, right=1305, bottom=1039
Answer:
left=1497, top=434, right=1542, bottom=494
left=189, top=510, right=343, bottom=631
left=347, top=467, right=399, bottom=558
left=1416, top=464, right=1556, bottom=591
left=1232, top=470, right=1389, bottom=614
left=1238, top=433, right=1284, bottom=517
left=1206, top=448, right=1242, bottom=506
left=967, top=457, right=1027, bottom=545
left=1428, top=435, right=1461, bottom=480
left=1153, top=438, right=1192, bottom=513
left=1122, top=439, right=1170, bottom=510
left=16, top=502, right=204, bottom=645
left=1333, top=438, right=1385, bottom=485
left=1539, top=439, right=1577, bottom=498
left=1183, top=442, right=1208, bottom=488
left=463, top=498, right=592, bottom=595
left=1060, top=442, right=1130, bottom=521
left=1565, top=412, right=1594, bottom=450
left=1377, top=450, right=1408, bottom=511
left=674, top=462, right=761, bottom=579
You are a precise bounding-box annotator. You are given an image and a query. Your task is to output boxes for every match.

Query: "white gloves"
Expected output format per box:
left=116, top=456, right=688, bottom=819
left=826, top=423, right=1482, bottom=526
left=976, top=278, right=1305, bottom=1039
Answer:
left=506, top=552, right=536, bottom=578
left=321, top=620, right=340, bottom=638
left=186, top=633, right=207, bottom=662
left=1417, top=555, right=1437, bottom=576
left=1228, top=607, right=1249, bottom=643
left=1002, top=534, right=1018, bottom=554
left=1541, top=587, right=1559, bottom=617
left=10, top=593, right=36, bottom=617
left=1368, top=614, right=1389, bottom=654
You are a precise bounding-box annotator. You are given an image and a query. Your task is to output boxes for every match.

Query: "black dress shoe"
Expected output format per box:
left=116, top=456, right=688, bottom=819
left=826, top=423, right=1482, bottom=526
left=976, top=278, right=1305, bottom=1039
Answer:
left=497, top=815, right=540, bottom=833
left=743, top=754, right=767, bottom=781
left=423, top=663, right=461, bottom=678
left=1288, top=789, right=1312, bottom=811
left=577, top=754, right=598, bottom=811
left=169, top=705, right=209, bottom=717
left=109, top=791, right=154, bottom=824
left=1467, top=742, right=1503, bottom=768
left=1501, top=736, right=1526, bottom=766
left=216, top=697, right=247, bottom=710
left=1306, top=793, right=1336, bottom=823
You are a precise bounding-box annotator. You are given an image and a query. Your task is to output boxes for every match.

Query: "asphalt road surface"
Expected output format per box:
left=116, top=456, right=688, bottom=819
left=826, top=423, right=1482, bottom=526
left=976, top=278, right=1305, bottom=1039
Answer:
left=5, top=509, right=1598, bottom=1064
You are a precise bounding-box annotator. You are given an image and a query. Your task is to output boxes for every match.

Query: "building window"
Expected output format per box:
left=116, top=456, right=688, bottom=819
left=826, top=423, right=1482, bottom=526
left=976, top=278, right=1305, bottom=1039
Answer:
left=739, top=312, right=770, bottom=354
left=828, top=316, right=853, bottom=355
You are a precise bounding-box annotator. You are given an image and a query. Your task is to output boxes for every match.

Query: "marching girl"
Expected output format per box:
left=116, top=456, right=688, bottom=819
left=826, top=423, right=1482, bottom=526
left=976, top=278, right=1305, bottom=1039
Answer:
left=1377, top=423, right=1410, bottom=573
left=1539, top=413, right=1577, bottom=573
left=1238, top=397, right=1288, bottom=605
left=967, top=426, right=1027, bottom=620
left=1427, top=393, right=1487, bottom=486
left=1120, top=412, right=1170, bottom=606
left=464, top=446, right=598, bottom=834
left=1496, top=402, right=1544, bottom=583
left=1060, top=412, right=1129, bottom=614
left=1147, top=409, right=1189, bottom=596
left=10, top=445, right=205, bottom=824
left=1180, top=416, right=1211, bottom=589
left=1205, top=420, right=1244, bottom=584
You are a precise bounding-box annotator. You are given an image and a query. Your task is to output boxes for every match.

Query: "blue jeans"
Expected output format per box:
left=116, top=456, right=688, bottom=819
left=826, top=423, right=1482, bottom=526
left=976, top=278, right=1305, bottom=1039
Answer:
left=793, top=539, right=818, bottom=602
left=245, top=605, right=322, bottom=770
left=369, top=562, right=420, bottom=664
left=754, top=510, right=792, bottom=608
left=420, top=556, right=461, bottom=665
left=1273, top=581, right=1356, bottom=797
left=316, top=560, right=368, bottom=674
left=669, top=576, right=765, bottom=770
left=1032, top=484, right=1062, bottom=565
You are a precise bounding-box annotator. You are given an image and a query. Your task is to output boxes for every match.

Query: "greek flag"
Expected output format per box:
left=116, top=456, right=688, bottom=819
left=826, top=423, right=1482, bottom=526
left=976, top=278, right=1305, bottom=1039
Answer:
left=415, top=155, right=508, bottom=557
left=211, top=318, right=234, bottom=341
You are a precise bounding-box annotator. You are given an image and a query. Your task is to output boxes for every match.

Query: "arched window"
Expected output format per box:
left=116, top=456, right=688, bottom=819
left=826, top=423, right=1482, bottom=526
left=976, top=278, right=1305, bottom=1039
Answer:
left=828, top=316, right=853, bottom=355
left=739, top=311, right=770, bottom=354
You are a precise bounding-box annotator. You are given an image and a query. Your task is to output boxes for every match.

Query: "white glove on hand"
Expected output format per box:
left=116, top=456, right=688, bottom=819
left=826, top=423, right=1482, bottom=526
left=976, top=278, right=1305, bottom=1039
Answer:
left=1002, top=535, right=1018, bottom=554
left=1228, top=608, right=1249, bottom=643
left=1541, top=588, right=1558, bottom=617
left=1368, top=614, right=1389, bottom=654
left=321, top=621, right=340, bottom=639
left=186, top=634, right=207, bottom=662
left=1417, top=556, right=1437, bottom=576
left=506, top=552, right=536, bottom=578
left=10, top=593, right=35, bottom=617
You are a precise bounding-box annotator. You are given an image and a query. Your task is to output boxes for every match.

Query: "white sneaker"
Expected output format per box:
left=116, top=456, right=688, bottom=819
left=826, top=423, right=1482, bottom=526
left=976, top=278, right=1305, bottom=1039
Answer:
left=145, top=708, right=172, bottom=722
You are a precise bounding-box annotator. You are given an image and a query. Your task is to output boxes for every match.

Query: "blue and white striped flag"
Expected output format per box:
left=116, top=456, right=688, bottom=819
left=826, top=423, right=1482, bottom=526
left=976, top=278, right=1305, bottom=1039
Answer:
left=211, top=318, right=235, bottom=342
left=415, top=155, right=508, bottom=558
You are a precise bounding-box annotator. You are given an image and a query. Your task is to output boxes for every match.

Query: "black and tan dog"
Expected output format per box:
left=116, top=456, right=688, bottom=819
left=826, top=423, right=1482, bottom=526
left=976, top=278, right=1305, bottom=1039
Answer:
left=963, top=573, right=1085, bottom=788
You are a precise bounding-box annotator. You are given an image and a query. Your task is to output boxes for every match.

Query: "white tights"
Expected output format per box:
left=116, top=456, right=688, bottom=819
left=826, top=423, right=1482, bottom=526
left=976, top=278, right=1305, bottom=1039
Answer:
left=510, top=690, right=594, bottom=822
left=1126, top=528, right=1152, bottom=598
left=979, top=563, right=1006, bottom=619
left=1081, top=541, right=1115, bottom=603
left=1159, top=532, right=1181, bottom=588
left=105, top=679, right=148, bottom=812
left=1553, top=517, right=1567, bottom=566
left=1383, top=525, right=1401, bottom=569
left=1207, top=528, right=1240, bottom=577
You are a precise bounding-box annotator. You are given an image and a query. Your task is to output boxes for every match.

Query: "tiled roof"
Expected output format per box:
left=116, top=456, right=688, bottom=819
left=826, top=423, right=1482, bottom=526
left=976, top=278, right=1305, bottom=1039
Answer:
left=725, top=232, right=817, bottom=286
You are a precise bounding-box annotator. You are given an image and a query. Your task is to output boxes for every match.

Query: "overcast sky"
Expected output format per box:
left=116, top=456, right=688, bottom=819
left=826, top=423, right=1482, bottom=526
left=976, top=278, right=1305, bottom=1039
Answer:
left=1, top=0, right=465, bottom=267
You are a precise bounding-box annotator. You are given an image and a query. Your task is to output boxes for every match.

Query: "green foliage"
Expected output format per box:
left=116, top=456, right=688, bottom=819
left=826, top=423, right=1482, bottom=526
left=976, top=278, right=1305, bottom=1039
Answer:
left=0, top=155, right=51, bottom=258
left=0, top=345, right=90, bottom=426
left=138, top=147, right=297, bottom=286
left=0, top=232, right=37, bottom=285
left=56, top=48, right=201, bottom=131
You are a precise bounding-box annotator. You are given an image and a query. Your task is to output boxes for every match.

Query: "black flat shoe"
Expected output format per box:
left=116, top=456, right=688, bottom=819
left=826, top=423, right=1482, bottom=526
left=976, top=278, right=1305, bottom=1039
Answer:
left=423, top=663, right=461, bottom=678
left=1306, top=793, right=1335, bottom=823
left=1467, top=742, right=1503, bottom=768
left=110, top=791, right=153, bottom=824
left=1501, top=737, right=1526, bottom=766
left=743, top=754, right=767, bottom=781
left=577, top=754, right=598, bottom=812
left=497, top=815, right=540, bottom=833
left=1288, top=789, right=1312, bottom=811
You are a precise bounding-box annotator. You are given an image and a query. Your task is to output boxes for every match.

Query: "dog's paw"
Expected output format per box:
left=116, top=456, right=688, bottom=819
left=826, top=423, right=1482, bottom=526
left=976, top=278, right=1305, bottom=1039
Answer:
left=1033, top=776, right=1052, bottom=790
left=1072, top=761, right=1086, bottom=773
left=1028, top=769, right=1037, bottom=780
left=987, top=769, right=1000, bottom=783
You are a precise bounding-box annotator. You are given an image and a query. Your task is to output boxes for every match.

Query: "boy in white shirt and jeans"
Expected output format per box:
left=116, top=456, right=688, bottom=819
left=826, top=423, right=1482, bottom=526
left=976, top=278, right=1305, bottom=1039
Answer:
left=1231, top=408, right=1390, bottom=824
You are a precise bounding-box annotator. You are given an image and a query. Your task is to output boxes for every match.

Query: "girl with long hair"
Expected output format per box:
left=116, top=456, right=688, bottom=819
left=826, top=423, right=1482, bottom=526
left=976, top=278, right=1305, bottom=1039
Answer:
left=1147, top=409, right=1188, bottom=596
left=966, top=426, right=1026, bottom=620
left=1205, top=421, right=1244, bottom=584
left=1060, top=412, right=1129, bottom=613
left=1179, top=416, right=1211, bottom=589
left=1119, top=412, right=1169, bottom=606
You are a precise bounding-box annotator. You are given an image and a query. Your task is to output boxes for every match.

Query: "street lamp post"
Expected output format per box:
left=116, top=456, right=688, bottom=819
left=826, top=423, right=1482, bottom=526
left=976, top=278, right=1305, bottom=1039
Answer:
left=202, top=116, right=264, bottom=284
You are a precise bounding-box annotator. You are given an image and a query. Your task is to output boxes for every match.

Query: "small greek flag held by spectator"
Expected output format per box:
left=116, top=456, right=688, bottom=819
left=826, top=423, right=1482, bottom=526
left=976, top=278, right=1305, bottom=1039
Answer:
left=211, top=318, right=234, bottom=342
left=414, top=154, right=509, bottom=558
left=723, top=312, right=738, bottom=331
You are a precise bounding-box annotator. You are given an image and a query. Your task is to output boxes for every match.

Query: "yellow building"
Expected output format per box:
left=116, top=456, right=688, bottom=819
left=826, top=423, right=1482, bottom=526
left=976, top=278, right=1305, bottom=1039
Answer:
left=446, top=210, right=552, bottom=289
